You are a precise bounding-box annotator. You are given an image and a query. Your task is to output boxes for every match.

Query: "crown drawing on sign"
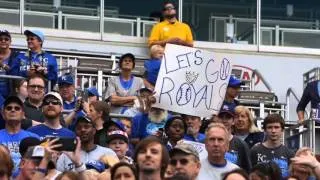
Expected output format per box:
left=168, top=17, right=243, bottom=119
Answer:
left=185, top=71, right=199, bottom=84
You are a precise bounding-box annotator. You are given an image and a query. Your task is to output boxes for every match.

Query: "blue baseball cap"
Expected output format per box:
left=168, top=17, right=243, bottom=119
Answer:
left=24, top=30, right=45, bottom=42
left=104, top=119, right=125, bottom=132
left=228, top=75, right=244, bottom=87
left=87, top=87, right=100, bottom=97
left=219, top=103, right=235, bottom=117
left=86, top=160, right=105, bottom=173
left=58, top=74, right=74, bottom=86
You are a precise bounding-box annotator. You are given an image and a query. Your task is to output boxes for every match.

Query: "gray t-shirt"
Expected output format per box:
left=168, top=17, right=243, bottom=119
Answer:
left=198, top=158, right=238, bottom=180
left=105, top=76, right=144, bottom=114
left=56, top=145, right=117, bottom=172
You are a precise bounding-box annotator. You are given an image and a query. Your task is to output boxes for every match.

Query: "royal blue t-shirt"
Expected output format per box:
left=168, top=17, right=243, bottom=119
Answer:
left=144, top=58, right=161, bottom=85
left=63, top=96, right=77, bottom=111
left=0, top=129, right=39, bottom=171
left=183, top=133, right=206, bottom=143
left=27, top=124, right=75, bottom=140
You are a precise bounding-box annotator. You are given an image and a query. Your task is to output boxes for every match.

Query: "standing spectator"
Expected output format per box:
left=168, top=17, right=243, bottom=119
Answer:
left=58, top=74, right=77, bottom=112
left=234, top=106, right=265, bottom=148
left=0, top=96, right=39, bottom=172
left=148, top=1, right=193, bottom=47
left=14, top=79, right=28, bottom=102
left=15, top=30, right=57, bottom=88
left=0, top=30, right=20, bottom=99
left=198, top=123, right=238, bottom=180
left=250, top=114, right=294, bottom=178
left=183, top=115, right=205, bottom=143
left=110, top=162, right=137, bottom=180
left=105, top=53, right=144, bottom=114
left=221, top=75, right=243, bottom=112
left=143, top=45, right=164, bottom=90
left=56, top=116, right=117, bottom=172
left=297, top=80, right=320, bottom=123
left=24, top=74, right=46, bottom=123
left=213, top=109, right=252, bottom=172
left=27, top=92, right=75, bottom=140
left=106, top=130, right=133, bottom=164
left=169, top=143, right=201, bottom=180
left=133, top=136, right=169, bottom=180
left=164, top=116, right=186, bottom=151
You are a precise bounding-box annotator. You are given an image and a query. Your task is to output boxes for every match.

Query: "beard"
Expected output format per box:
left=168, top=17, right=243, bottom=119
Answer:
left=186, top=126, right=198, bottom=135
left=148, top=110, right=168, bottom=123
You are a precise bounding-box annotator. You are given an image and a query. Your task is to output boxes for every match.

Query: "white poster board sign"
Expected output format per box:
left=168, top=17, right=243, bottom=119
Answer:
left=153, top=44, right=233, bottom=117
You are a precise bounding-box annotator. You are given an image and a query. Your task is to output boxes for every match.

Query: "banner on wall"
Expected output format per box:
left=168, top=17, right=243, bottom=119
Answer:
left=153, top=44, right=233, bottom=117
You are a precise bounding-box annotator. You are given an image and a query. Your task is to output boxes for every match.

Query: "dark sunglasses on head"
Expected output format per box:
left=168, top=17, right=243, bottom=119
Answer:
left=43, top=99, right=61, bottom=106
left=5, top=106, right=21, bottom=111
left=170, top=158, right=189, bottom=166
left=163, top=6, right=175, bottom=11
left=0, top=37, right=10, bottom=41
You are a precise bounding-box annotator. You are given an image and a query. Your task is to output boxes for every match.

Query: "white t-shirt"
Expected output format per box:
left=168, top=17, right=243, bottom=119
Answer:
left=198, top=158, right=239, bottom=180
left=56, top=145, right=117, bottom=172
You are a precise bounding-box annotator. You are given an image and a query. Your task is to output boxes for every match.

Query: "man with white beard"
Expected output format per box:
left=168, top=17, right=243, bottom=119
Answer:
left=182, top=115, right=205, bottom=143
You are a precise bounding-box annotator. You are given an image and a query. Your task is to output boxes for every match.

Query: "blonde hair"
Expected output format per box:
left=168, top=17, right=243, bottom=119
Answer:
left=150, top=45, right=164, bottom=58
left=235, top=106, right=261, bottom=133
left=205, top=123, right=230, bottom=142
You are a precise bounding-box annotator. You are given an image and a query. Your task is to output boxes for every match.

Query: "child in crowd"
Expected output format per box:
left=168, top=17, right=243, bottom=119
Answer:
left=143, top=45, right=164, bottom=90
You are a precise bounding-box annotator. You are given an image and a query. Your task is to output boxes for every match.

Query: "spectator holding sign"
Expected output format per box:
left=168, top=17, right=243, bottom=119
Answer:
left=148, top=1, right=193, bottom=47
left=105, top=53, right=144, bottom=114
left=250, top=114, right=294, bottom=178
left=198, top=123, right=238, bottom=180
left=221, top=75, right=243, bottom=112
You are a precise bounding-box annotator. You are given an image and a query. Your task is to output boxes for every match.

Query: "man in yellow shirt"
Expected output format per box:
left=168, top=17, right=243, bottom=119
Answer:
left=148, top=1, right=193, bottom=47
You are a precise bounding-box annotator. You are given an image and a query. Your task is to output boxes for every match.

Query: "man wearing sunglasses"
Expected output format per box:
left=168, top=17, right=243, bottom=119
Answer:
left=0, top=96, right=39, bottom=173
left=148, top=1, right=193, bottom=47
left=14, top=29, right=58, bottom=89
left=27, top=92, right=75, bottom=140
left=169, top=143, right=201, bottom=180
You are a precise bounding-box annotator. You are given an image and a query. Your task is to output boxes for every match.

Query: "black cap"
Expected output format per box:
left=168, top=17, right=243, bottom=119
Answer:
left=75, top=116, right=94, bottom=126
left=0, top=30, right=11, bottom=38
left=3, top=96, right=23, bottom=108
left=19, top=137, right=41, bottom=157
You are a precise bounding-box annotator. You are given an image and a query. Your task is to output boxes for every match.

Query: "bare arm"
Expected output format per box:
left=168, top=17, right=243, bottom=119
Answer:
left=110, top=95, right=137, bottom=106
left=143, top=78, right=155, bottom=91
left=297, top=111, right=305, bottom=123
left=291, top=151, right=320, bottom=180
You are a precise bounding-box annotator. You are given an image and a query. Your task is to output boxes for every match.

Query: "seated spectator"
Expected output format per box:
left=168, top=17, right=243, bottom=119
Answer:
left=148, top=1, right=193, bottom=47
left=131, top=107, right=170, bottom=144
left=105, top=53, right=144, bottom=114
left=169, top=143, right=201, bottom=180
left=222, top=169, right=249, bottom=180
left=290, top=147, right=320, bottom=180
left=106, top=130, right=133, bottom=164
left=15, top=30, right=57, bottom=88
left=28, top=92, right=75, bottom=140
left=198, top=123, right=238, bottom=180
left=143, top=45, right=164, bottom=90
left=56, top=116, right=117, bottom=172
left=0, top=144, right=13, bottom=180
left=164, top=115, right=186, bottom=151
left=234, top=105, right=265, bottom=148
left=110, top=162, right=137, bottom=180
left=0, top=96, right=39, bottom=172
left=14, top=79, right=28, bottom=102
left=104, top=119, right=126, bottom=133
left=119, top=117, right=133, bottom=137
left=249, top=161, right=282, bottom=180
left=183, top=115, right=205, bottom=143
left=0, top=30, right=20, bottom=99
left=212, top=109, right=251, bottom=173
left=221, top=75, right=243, bottom=112
left=58, top=74, right=78, bottom=113
left=134, top=136, right=169, bottom=180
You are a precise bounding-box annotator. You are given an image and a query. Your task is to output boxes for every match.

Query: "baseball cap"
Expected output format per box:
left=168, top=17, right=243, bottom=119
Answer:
left=87, top=87, right=100, bottom=97
left=75, top=116, right=94, bottom=125
left=170, top=143, right=199, bottom=160
left=58, top=74, right=74, bottom=86
left=3, top=96, right=23, bottom=108
left=23, top=146, right=44, bottom=165
left=218, top=104, right=235, bottom=118
left=228, top=75, right=244, bottom=87
left=0, top=30, right=11, bottom=38
left=19, top=137, right=41, bottom=157
left=86, top=160, right=106, bottom=173
left=44, top=92, right=63, bottom=105
left=24, top=30, right=45, bottom=42
left=106, top=130, right=129, bottom=144
left=104, top=120, right=125, bottom=132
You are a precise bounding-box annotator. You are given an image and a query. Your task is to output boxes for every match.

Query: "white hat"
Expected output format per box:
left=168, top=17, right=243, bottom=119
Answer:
left=44, top=91, right=63, bottom=105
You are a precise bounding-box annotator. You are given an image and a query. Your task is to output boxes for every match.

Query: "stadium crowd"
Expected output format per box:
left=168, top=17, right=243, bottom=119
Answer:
left=0, top=1, right=320, bottom=180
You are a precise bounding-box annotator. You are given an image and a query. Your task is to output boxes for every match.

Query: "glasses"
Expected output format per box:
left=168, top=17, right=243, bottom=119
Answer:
left=163, top=6, right=175, bottom=11
left=5, top=106, right=21, bottom=111
left=0, top=37, right=10, bottom=42
left=170, top=158, right=189, bottom=166
left=28, top=84, right=45, bottom=90
left=43, top=99, right=61, bottom=106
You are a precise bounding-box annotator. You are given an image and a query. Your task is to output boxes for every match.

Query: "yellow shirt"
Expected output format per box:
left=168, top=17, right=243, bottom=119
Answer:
left=148, top=20, right=193, bottom=46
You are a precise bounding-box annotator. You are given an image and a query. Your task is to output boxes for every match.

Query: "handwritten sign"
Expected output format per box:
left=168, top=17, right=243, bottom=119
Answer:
left=179, top=140, right=208, bottom=160
left=153, top=44, right=232, bottom=117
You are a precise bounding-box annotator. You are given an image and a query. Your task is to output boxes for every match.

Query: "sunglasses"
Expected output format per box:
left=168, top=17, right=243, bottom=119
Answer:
left=170, top=158, right=189, bottom=166
left=28, top=84, right=45, bottom=90
left=163, top=6, right=175, bottom=11
left=5, top=106, right=21, bottom=111
left=43, top=99, right=61, bottom=106
left=0, top=37, right=10, bottom=41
